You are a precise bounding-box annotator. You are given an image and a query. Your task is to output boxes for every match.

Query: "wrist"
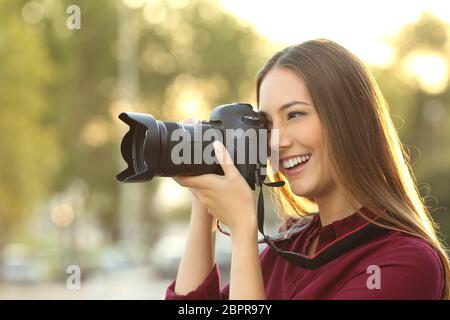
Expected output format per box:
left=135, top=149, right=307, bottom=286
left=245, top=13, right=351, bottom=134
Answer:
left=191, top=198, right=216, bottom=231
left=230, top=214, right=258, bottom=243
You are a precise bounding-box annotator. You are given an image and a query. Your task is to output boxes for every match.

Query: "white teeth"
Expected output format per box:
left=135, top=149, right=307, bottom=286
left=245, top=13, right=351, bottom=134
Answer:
left=282, top=154, right=311, bottom=169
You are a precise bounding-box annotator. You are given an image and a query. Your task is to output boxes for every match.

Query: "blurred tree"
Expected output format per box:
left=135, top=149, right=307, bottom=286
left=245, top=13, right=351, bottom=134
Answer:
left=34, top=0, right=269, bottom=246
left=41, top=0, right=121, bottom=240
left=0, top=0, right=61, bottom=245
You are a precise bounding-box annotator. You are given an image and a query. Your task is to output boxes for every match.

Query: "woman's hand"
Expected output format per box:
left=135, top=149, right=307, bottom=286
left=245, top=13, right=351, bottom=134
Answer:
left=175, top=141, right=257, bottom=235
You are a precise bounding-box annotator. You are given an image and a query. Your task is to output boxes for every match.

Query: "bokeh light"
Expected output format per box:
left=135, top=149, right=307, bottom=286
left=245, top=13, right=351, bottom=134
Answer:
left=80, top=119, right=111, bottom=148
left=21, top=1, right=45, bottom=24
left=403, top=53, right=449, bottom=94
left=51, top=203, right=75, bottom=228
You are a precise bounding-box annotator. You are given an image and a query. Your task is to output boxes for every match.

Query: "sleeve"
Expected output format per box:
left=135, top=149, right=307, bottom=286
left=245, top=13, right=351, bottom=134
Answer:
left=165, top=264, right=229, bottom=300
left=328, top=240, right=444, bottom=300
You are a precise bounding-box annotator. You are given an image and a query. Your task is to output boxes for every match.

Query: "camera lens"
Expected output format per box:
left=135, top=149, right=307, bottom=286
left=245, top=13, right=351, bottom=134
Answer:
left=116, top=112, right=222, bottom=183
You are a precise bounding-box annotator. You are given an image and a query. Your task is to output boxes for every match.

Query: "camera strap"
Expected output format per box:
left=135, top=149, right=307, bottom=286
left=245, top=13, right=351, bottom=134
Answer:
left=254, top=180, right=391, bottom=269
left=216, top=170, right=390, bottom=269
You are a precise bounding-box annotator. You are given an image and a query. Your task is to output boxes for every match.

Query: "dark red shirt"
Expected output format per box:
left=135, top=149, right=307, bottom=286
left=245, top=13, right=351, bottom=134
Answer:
left=165, top=208, right=443, bottom=299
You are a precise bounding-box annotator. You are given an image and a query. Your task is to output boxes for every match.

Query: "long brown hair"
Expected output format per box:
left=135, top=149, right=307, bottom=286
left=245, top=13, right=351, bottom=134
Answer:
left=256, top=39, right=450, bottom=299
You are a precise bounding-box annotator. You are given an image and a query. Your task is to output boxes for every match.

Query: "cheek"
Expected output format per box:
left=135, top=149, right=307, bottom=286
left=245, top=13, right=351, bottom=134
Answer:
left=309, top=126, right=328, bottom=175
left=307, top=116, right=325, bottom=148
left=290, top=118, right=329, bottom=180
left=288, top=116, right=325, bottom=151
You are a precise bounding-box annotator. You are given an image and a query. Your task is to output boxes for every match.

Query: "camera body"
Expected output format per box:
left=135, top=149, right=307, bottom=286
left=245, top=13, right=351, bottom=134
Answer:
left=116, top=103, right=269, bottom=189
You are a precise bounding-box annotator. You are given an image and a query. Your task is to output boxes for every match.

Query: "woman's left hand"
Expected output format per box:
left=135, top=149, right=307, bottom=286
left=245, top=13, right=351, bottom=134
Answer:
left=176, top=141, right=257, bottom=234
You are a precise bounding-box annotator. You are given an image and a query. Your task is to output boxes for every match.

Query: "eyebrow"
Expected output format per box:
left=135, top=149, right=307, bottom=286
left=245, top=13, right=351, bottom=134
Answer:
left=258, top=100, right=311, bottom=118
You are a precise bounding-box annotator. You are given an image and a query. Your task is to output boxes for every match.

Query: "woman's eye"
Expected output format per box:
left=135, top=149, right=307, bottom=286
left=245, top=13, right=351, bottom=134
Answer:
left=287, top=112, right=305, bottom=120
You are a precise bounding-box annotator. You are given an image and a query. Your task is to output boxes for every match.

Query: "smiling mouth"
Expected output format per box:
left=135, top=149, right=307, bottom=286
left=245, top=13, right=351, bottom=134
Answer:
left=280, top=154, right=311, bottom=175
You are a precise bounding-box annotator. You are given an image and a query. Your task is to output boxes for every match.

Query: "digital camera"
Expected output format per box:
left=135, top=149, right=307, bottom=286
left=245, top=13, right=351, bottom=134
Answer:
left=116, top=103, right=273, bottom=189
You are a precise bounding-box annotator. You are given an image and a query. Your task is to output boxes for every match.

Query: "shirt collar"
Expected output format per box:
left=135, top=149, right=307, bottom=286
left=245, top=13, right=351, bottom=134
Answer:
left=308, top=207, right=378, bottom=253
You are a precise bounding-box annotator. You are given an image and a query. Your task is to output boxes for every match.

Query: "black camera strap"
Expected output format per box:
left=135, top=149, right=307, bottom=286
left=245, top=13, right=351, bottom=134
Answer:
left=253, top=180, right=391, bottom=270
left=216, top=166, right=390, bottom=270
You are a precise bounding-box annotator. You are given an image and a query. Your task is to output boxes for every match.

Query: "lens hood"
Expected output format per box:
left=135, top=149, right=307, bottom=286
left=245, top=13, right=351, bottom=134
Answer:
left=116, top=112, right=160, bottom=182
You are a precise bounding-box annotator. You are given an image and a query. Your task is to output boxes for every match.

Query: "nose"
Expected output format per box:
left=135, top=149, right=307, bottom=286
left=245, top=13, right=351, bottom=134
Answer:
left=270, top=124, right=292, bottom=152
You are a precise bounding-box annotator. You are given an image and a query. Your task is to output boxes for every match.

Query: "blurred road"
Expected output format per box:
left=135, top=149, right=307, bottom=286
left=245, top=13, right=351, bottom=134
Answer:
left=0, top=266, right=171, bottom=300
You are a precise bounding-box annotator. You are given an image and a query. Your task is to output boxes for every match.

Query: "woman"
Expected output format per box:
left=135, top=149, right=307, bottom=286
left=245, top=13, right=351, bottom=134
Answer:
left=165, top=39, right=449, bottom=299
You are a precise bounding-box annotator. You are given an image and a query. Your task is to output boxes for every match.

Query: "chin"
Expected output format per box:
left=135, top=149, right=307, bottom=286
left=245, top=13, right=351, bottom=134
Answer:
left=289, top=182, right=313, bottom=198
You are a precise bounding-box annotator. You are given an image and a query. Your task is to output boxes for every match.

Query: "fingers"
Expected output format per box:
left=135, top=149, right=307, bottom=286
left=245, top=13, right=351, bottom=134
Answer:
left=175, top=175, right=214, bottom=189
left=213, top=141, right=238, bottom=177
left=172, top=175, right=187, bottom=188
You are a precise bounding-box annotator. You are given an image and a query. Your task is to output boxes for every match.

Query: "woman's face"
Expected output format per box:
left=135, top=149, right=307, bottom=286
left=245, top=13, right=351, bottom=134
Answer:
left=258, top=67, right=335, bottom=198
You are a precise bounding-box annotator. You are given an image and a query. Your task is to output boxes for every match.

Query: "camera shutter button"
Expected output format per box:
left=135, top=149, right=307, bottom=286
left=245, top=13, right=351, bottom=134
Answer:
left=242, top=115, right=260, bottom=125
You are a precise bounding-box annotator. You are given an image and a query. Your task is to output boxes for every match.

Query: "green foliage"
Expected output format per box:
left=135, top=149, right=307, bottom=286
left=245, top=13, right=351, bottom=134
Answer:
left=0, top=0, right=60, bottom=243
